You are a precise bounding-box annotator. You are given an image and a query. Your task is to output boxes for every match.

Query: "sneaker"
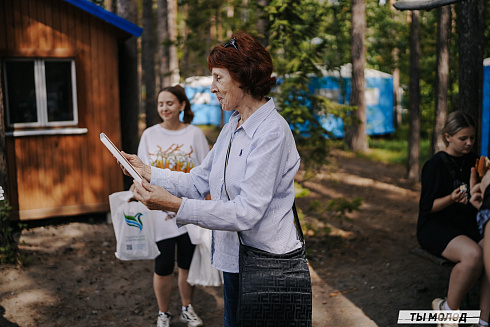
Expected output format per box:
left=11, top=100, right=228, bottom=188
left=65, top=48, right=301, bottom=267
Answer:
left=180, top=304, right=203, bottom=327
left=432, top=298, right=458, bottom=327
left=157, top=312, right=172, bottom=327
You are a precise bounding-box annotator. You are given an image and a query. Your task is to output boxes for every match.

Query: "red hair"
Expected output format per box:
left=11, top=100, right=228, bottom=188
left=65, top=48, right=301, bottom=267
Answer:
left=207, top=31, right=276, bottom=99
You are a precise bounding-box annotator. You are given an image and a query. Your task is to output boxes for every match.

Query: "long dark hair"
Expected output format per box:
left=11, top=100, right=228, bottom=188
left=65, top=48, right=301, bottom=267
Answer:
left=158, top=85, right=194, bottom=124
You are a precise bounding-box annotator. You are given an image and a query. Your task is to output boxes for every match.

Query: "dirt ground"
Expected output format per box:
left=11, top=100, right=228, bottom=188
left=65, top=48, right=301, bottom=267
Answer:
left=0, top=149, right=479, bottom=327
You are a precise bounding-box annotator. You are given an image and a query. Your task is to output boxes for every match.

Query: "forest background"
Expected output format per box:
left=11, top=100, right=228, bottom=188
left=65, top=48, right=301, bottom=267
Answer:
left=96, top=0, right=489, bottom=180
left=0, top=0, right=489, bottom=264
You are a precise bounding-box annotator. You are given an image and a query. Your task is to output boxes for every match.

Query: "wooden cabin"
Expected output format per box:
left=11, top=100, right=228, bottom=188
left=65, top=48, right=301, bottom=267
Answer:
left=0, top=0, right=142, bottom=220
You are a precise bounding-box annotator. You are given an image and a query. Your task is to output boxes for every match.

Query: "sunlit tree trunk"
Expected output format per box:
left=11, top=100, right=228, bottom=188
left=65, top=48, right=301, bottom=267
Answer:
left=157, top=0, right=169, bottom=89
left=346, top=0, right=368, bottom=152
left=0, top=64, right=8, bottom=206
left=257, top=0, right=269, bottom=46
left=332, top=3, right=347, bottom=104
left=142, top=0, right=157, bottom=128
left=407, top=10, right=420, bottom=181
left=389, top=0, right=402, bottom=128
left=458, top=0, right=484, bottom=155
left=168, top=0, right=180, bottom=85
left=432, top=5, right=450, bottom=154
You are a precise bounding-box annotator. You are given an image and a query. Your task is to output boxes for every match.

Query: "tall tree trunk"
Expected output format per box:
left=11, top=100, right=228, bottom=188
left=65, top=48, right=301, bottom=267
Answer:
left=157, top=0, right=170, bottom=89
left=257, top=0, right=269, bottom=46
left=332, top=4, right=347, bottom=104
left=392, top=51, right=402, bottom=127
left=0, top=65, right=7, bottom=195
left=346, top=0, right=367, bottom=152
left=116, top=0, right=139, bottom=190
left=142, top=0, right=158, bottom=127
left=390, top=0, right=402, bottom=128
left=458, top=0, right=484, bottom=155
left=432, top=5, right=450, bottom=154
left=407, top=10, right=420, bottom=181
left=168, top=0, right=180, bottom=85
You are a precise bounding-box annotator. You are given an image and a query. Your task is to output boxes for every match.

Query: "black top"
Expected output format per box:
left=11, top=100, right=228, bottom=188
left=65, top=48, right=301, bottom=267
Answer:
left=418, top=151, right=478, bottom=232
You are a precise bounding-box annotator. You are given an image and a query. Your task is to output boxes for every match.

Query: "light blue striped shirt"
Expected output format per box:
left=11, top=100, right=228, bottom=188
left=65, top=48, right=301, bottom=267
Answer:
left=150, top=98, right=302, bottom=273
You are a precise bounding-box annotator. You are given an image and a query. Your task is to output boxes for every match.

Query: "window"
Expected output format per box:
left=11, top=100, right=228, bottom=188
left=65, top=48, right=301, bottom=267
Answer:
left=3, top=59, right=78, bottom=128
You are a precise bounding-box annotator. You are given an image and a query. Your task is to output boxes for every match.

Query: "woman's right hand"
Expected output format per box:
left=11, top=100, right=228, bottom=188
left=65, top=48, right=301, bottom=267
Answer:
left=450, top=186, right=468, bottom=204
left=120, top=151, right=151, bottom=182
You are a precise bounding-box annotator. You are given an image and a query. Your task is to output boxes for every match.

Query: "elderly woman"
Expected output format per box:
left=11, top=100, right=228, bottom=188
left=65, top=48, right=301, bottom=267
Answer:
left=122, top=31, right=309, bottom=326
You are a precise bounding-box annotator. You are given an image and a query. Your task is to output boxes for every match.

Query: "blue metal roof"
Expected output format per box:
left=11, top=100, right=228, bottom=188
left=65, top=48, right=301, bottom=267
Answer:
left=63, top=0, right=142, bottom=37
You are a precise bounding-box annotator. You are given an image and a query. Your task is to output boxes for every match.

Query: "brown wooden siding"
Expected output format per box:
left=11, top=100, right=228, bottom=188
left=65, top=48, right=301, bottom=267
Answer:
left=1, top=0, right=126, bottom=220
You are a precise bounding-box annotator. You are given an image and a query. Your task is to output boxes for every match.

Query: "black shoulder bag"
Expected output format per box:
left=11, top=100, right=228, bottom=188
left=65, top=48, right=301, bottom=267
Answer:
left=224, top=136, right=312, bottom=326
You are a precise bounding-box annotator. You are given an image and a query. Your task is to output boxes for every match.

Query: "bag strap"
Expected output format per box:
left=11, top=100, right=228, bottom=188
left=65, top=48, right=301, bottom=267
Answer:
left=224, top=134, right=305, bottom=246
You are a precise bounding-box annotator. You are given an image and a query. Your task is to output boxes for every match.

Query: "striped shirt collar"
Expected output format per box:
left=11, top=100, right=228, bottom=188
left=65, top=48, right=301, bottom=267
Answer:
left=229, top=97, right=276, bottom=138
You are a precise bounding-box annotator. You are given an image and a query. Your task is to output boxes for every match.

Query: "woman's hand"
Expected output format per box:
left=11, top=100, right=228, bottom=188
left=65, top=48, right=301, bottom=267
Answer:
left=450, top=186, right=468, bottom=204
left=481, top=170, right=490, bottom=196
left=131, top=179, right=182, bottom=212
left=120, top=151, right=151, bottom=181
left=469, top=183, right=483, bottom=210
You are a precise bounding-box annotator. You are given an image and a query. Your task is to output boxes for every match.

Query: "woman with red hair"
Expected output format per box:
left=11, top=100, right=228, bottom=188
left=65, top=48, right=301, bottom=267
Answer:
left=123, top=31, right=311, bottom=326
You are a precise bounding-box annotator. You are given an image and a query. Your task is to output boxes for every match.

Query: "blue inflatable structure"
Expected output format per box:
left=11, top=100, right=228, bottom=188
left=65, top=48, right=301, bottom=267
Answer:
left=184, top=67, right=395, bottom=138
left=308, top=65, right=394, bottom=138
left=183, top=61, right=488, bottom=151
left=183, top=76, right=232, bottom=126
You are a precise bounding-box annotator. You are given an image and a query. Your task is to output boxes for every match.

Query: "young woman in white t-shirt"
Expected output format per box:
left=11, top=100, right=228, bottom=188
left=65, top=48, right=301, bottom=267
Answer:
left=138, top=85, right=209, bottom=327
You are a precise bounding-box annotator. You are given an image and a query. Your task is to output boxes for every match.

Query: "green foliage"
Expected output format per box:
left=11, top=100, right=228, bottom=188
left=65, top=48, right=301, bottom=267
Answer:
left=308, top=199, right=322, bottom=213
left=307, top=196, right=362, bottom=220
left=266, top=0, right=357, bottom=174
left=0, top=201, right=27, bottom=265
left=294, top=182, right=310, bottom=198
left=326, top=196, right=363, bottom=220
left=89, top=0, right=105, bottom=6
left=179, top=0, right=263, bottom=77
left=318, top=0, right=351, bottom=73
left=358, top=125, right=432, bottom=166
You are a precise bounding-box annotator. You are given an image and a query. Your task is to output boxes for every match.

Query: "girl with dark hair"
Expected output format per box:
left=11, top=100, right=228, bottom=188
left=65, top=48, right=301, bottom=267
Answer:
left=417, top=111, right=490, bottom=326
left=122, top=31, right=311, bottom=326
left=138, top=85, right=209, bottom=327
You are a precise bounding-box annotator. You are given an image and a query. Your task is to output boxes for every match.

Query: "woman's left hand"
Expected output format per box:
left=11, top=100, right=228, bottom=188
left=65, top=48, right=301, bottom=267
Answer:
left=469, top=182, right=483, bottom=210
left=131, top=179, right=182, bottom=212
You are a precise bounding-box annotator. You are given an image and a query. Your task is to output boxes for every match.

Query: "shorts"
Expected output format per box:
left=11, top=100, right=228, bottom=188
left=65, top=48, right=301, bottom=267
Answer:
left=477, top=209, right=490, bottom=236
left=154, top=233, right=196, bottom=276
left=417, top=219, right=481, bottom=257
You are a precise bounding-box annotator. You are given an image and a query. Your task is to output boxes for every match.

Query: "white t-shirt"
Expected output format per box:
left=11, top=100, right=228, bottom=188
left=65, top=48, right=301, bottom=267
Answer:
left=138, top=124, right=210, bottom=242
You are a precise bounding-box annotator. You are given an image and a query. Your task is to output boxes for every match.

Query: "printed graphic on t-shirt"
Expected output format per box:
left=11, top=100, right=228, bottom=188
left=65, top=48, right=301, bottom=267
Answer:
left=148, top=143, right=195, bottom=173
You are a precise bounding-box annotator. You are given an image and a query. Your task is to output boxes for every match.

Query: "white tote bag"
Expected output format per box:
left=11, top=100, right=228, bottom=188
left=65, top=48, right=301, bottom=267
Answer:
left=187, top=228, right=223, bottom=287
left=109, top=191, right=160, bottom=260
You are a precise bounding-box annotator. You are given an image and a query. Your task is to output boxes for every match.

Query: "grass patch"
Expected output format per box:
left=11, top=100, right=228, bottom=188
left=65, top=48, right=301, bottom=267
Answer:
left=355, top=124, right=432, bottom=167
left=364, top=137, right=431, bottom=167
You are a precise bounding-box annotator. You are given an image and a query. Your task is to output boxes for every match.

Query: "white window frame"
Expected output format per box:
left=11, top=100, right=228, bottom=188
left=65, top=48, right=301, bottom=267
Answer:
left=4, top=58, right=79, bottom=128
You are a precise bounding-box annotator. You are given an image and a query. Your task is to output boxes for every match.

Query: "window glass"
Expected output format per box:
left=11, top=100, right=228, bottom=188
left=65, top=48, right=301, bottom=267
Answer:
left=4, top=59, right=77, bottom=128
left=45, top=61, right=74, bottom=122
left=5, top=61, right=38, bottom=124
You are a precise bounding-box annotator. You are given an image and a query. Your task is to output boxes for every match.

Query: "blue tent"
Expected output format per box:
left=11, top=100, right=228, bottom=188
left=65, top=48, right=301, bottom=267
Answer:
left=183, top=76, right=232, bottom=126
left=482, top=58, right=490, bottom=157
left=308, top=65, right=394, bottom=138
left=183, top=67, right=394, bottom=138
